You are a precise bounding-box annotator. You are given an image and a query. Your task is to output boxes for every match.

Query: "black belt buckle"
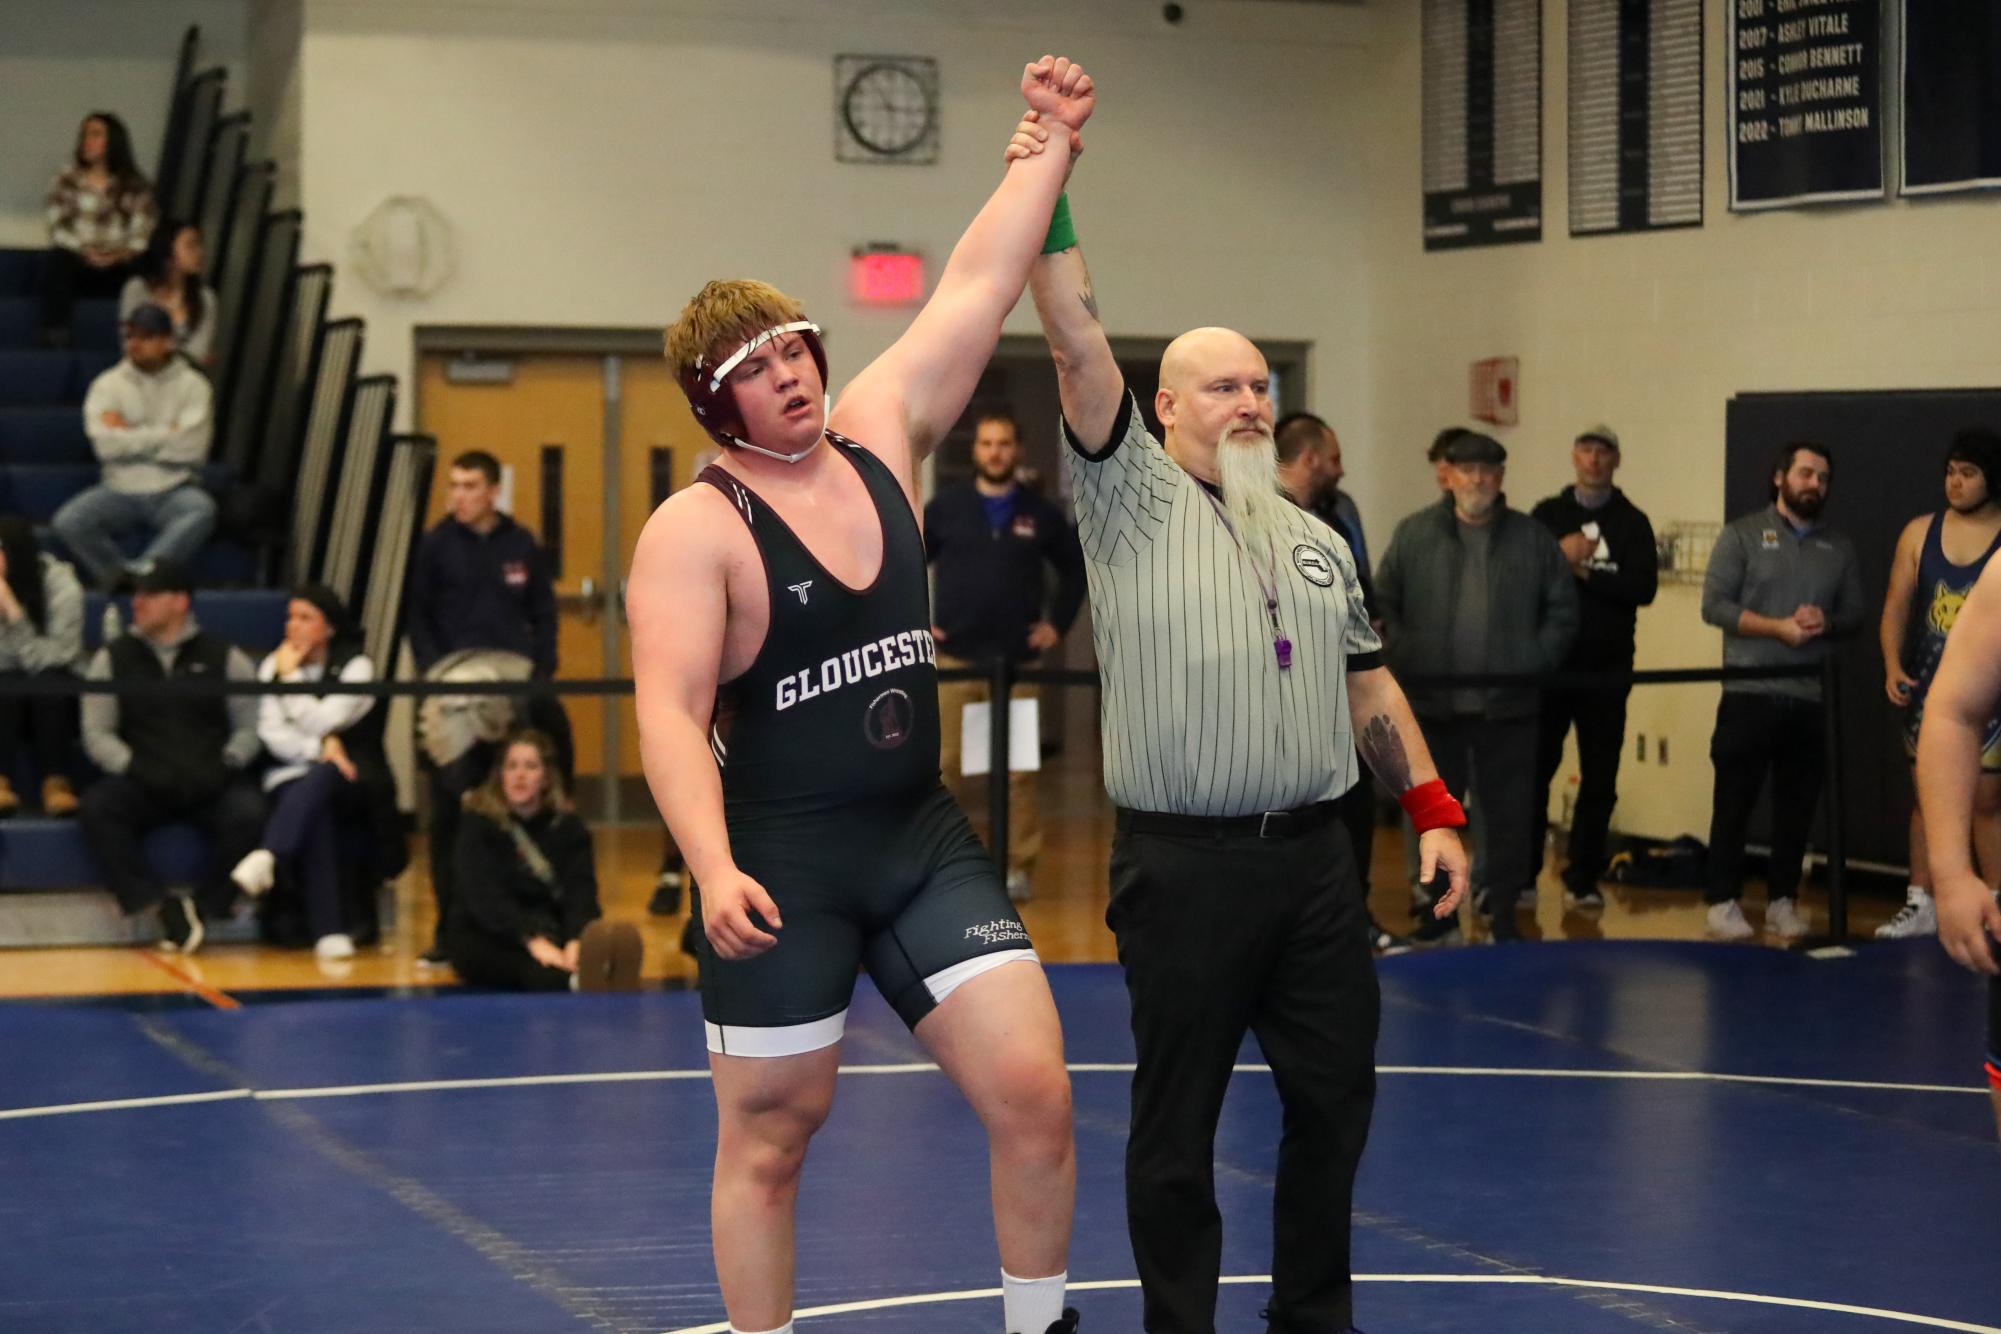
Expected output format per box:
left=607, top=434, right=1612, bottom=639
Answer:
left=1258, top=810, right=1286, bottom=838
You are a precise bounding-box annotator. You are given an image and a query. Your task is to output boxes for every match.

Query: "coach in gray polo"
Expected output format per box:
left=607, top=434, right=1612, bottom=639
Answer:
left=1025, top=195, right=1470, bottom=1334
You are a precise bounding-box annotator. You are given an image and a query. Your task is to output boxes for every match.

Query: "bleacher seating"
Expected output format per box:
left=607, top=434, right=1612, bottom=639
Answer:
left=0, top=25, right=430, bottom=951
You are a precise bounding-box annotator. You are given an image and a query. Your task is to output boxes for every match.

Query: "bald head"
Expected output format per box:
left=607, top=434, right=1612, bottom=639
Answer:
left=1160, top=327, right=1266, bottom=394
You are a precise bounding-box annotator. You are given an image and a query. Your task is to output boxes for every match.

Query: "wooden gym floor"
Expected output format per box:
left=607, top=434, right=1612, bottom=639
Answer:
left=0, top=740, right=1899, bottom=1003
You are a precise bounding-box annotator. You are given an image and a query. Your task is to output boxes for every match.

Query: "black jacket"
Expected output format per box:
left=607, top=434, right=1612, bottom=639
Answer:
left=407, top=515, right=558, bottom=676
left=1530, top=486, right=1658, bottom=669
left=924, top=484, right=1086, bottom=662
left=450, top=805, right=600, bottom=947
left=1375, top=497, right=1580, bottom=720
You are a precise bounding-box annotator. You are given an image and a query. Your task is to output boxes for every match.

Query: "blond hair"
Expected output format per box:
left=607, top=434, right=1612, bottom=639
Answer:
left=663, top=279, right=805, bottom=378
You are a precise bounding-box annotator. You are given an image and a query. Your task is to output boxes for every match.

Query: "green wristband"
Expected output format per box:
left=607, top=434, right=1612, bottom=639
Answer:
left=1041, top=193, right=1077, bottom=254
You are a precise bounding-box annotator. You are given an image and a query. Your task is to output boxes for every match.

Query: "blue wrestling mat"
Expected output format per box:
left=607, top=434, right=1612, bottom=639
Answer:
left=1, top=943, right=1996, bottom=1333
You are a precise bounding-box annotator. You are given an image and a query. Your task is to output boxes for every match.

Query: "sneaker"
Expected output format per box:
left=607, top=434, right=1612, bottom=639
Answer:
left=1410, top=909, right=1462, bottom=947
left=158, top=894, right=204, bottom=954
left=40, top=775, right=78, bottom=817
left=1766, top=896, right=1810, bottom=939
left=1565, top=886, right=1605, bottom=910
left=1013, top=1311, right=1079, bottom=1334
left=417, top=942, right=449, bottom=967
left=1874, top=888, right=1937, bottom=940
left=1706, top=899, right=1755, bottom=941
left=1368, top=915, right=1412, bottom=956
left=647, top=868, right=683, bottom=916
left=1007, top=868, right=1033, bottom=903
left=314, top=933, right=356, bottom=961
left=230, top=848, right=277, bottom=898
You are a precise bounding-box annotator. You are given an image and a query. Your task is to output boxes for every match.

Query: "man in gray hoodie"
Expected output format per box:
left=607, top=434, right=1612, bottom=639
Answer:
left=54, top=303, right=215, bottom=589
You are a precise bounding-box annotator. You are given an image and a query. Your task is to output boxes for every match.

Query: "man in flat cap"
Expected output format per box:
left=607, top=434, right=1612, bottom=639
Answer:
left=1376, top=432, right=1578, bottom=941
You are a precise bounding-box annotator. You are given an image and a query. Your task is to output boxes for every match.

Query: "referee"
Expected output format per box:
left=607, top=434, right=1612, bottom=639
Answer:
left=1015, top=126, right=1470, bottom=1334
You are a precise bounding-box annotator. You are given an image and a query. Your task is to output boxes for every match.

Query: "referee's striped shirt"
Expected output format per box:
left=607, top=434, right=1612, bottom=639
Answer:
left=1063, top=391, right=1383, bottom=818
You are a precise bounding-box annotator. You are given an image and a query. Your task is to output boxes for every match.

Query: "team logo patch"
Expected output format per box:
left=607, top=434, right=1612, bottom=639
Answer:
left=864, top=688, right=915, bottom=750
left=787, top=580, right=814, bottom=605
left=1760, top=529, right=1780, bottom=550
left=1011, top=513, right=1039, bottom=540
left=1291, top=542, right=1335, bottom=587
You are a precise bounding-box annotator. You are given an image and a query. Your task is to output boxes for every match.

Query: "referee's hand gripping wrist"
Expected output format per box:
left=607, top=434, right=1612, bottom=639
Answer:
left=702, top=867, right=783, bottom=961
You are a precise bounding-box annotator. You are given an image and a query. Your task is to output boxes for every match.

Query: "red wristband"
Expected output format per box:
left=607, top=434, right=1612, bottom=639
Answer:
left=1398, top=778, right=1467, bottom=834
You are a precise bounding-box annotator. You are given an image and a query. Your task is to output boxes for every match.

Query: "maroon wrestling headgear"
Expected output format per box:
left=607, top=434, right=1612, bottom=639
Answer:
left=678, top=319, right=830, bottom=463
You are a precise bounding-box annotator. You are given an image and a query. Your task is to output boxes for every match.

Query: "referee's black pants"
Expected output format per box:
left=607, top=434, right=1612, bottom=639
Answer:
left=1108, top=809, right=1379, bottom=1334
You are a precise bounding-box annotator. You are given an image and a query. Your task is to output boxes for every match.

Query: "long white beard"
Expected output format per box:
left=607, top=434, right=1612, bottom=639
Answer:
left=1215, top=423, right=1292, bottom=574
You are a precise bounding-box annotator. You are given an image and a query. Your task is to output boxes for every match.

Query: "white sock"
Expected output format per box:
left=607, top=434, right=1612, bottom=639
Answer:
left=1909, top=884, right=1932, bottom=900
left=1002, top=1268, right=1066, bottom=1333
left=729, top=1324, right=792, bottom=1334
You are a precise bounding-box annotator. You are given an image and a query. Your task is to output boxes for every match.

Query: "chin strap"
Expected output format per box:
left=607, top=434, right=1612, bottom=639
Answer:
left=727, top=431, right=826, bottom=465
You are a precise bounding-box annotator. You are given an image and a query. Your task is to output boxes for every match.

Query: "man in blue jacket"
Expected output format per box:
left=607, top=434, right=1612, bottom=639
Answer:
left=926, top=411, right=1085, bottom=900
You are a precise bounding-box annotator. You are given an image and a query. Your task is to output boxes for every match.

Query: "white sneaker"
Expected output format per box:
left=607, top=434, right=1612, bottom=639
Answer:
left=314, top=933, right=356, bottom=961
left=1766, top=896, right=1810, bottom=939
left=231, top=848, right=277, bottom=898
left=1706, top=900, right=1755, bottom=940
left=1874, top=888, right=1937, bottom=940
left=1006, top=869, right=1032, bottom=903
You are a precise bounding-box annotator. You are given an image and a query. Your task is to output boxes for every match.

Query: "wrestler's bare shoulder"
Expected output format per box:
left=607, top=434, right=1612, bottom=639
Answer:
left=631, top=480, right=753, bottom=580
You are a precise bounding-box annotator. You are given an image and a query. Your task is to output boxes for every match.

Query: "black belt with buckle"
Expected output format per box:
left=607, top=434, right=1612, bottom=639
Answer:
left=1115, top=801, right=1340, bottom=840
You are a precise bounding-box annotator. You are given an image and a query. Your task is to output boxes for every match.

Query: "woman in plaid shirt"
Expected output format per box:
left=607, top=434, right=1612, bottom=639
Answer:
left=39, top=112, right=156, bottom=345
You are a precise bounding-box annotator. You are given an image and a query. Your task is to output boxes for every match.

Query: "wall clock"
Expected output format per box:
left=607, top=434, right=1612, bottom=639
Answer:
left=835, top=54, right=940, bottom=165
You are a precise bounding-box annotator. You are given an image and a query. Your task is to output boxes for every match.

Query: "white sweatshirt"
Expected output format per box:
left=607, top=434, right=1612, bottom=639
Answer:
left=256, top=652, right=377, bottom=791
left=80, top=357, right=214, bottom=495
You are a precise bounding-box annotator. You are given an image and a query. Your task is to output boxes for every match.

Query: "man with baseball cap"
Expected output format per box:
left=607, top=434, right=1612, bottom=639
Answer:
left=55, top=302, right=216, bottom=590
left=1530, top=426, right=1658, bottom=908
left=1377, top=431, right=1578, bottom=942
left=79, top=559, right=264, bottom=952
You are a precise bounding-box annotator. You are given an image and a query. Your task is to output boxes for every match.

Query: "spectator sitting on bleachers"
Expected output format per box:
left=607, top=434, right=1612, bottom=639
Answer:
left=55, top=302, right=215, bottom=590
left=0, top=516, right=85, bottom=817
left=448, top=729, right=640, bottom=992
left=232, top=584, right=394, bottom=962
left=120, top=220, right=216, bottom=366
left=39, top=112, right=155, bottom=347
left=79, top=560, right=264, bottom=953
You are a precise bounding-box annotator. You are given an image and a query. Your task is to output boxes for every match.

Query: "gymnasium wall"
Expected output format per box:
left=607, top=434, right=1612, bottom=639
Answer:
left=291, top=0, right=1382, bottom=479
left=0, top=0, right=249, bottom=245
left=1354, top=0, right=2001, bottom=841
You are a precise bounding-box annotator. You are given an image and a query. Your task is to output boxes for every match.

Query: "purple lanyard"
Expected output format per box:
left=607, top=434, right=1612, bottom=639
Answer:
left=1196, top=486, right=1293, bottom=671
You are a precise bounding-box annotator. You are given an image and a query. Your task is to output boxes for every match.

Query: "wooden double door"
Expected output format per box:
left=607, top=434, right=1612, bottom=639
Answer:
left=416, top=343, right=711, bottom=820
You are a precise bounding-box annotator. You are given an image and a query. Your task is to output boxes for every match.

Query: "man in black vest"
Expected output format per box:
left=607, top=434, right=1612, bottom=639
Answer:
left=79, top=560, right=265, bottom=952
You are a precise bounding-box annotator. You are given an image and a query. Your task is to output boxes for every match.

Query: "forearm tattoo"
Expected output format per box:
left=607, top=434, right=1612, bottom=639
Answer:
left=1078, top=257, right=1100, bottom=322
left=1356, top=714, right=1413, bottom=791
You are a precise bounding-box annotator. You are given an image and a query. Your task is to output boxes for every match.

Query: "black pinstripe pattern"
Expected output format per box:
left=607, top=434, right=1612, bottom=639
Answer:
left=1063, top=393, right=1379, bottom=817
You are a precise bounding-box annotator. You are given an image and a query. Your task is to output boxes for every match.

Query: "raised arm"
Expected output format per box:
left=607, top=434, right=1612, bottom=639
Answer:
left=832, top=57, right=1095, bottom=471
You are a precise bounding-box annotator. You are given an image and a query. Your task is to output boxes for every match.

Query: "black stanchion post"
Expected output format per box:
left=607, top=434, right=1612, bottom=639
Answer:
left=1822, top=653, right=1849, bottom=941
left=988, top=654, right=1012, bottom=875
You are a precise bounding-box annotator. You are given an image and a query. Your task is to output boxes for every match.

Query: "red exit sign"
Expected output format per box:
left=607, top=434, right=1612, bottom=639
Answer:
left=850, top=247, right=925, bottom=305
